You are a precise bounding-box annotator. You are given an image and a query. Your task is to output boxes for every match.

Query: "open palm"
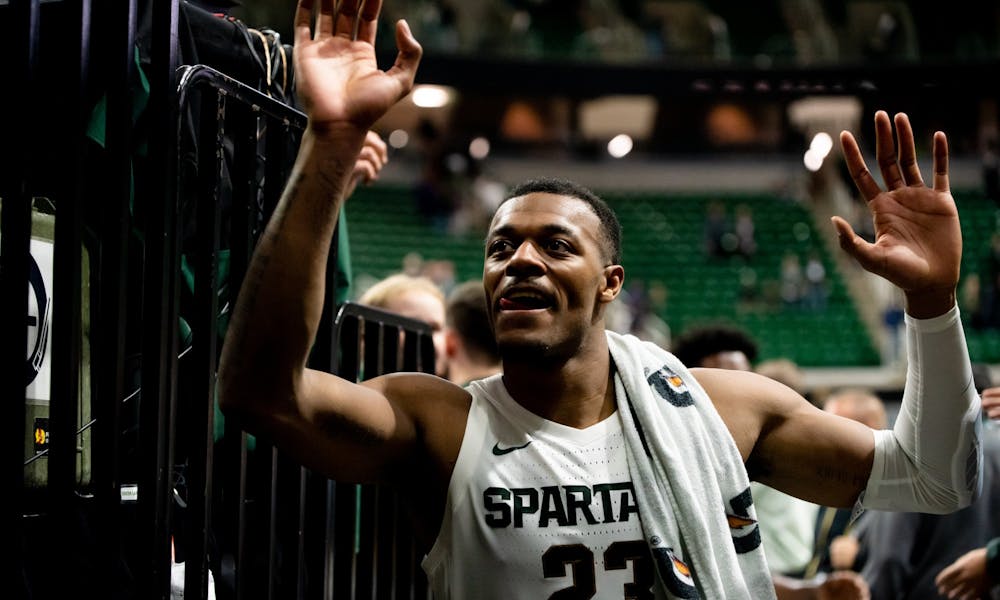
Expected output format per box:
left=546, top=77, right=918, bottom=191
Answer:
left=293, top=0, right=421, bottom=132
left=834, top=111, right=960, bottom=313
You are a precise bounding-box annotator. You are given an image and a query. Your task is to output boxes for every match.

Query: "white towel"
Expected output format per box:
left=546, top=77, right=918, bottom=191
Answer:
left=607, top=330, right=775, bottom=599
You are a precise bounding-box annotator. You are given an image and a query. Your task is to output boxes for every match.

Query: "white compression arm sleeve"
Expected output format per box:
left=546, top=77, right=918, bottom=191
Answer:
left=861, top=305, right=982, bottom=514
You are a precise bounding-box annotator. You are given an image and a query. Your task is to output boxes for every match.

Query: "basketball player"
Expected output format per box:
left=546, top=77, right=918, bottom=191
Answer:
left=219, top=1, right=981, bottom=597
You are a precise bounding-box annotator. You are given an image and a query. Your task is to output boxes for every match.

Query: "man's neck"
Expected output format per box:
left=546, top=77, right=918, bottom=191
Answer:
left=501, top=336, right=616, bottom=429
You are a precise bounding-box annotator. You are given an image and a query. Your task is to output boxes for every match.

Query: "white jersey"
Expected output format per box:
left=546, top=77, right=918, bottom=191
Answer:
left=423, top=374, right=669, bottom=599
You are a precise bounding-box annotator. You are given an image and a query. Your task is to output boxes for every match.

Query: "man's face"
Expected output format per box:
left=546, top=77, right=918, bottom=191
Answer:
left=483, top=193, right=618, bottom=362
left=700, top=351, right=752, bottom=372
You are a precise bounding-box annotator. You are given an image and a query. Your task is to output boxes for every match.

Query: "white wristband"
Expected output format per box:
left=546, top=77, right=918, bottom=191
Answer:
left=861, top=304, right=983, bottom=514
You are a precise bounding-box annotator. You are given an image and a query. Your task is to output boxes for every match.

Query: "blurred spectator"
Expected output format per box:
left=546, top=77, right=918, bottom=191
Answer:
left=803, top=252, right=828, bottom=311
left=673, top=326, right=819, bottom=577
left=976, top=233, right=1000, bottom=329
left=359, top=273, right=448, bottom=378
left=671, top=324, right=757, bottom=371
left=753, top=358, right=820, bottom=578
left=735, top=203, right=757, bottom=259
left=881, top=292, right=905, bottom=365
left=421, top=259, right=456, bottom=296
left=773, top=571, right=870, bottom=600
left=756, top=358, right=806, bottom=401
left=781, top=252, right=805, bottom=308
left=802, top=389, right=888, bottom=579
left=704, top=200, right=732, bottom=259
left=413, top=119, right=456, bottom=232
left=607, top=280, right=671, bottom=349
left=985, top=136, right=999, bottom=206
left=858, top=374, right=1000, bottom=600
left=936, top=382, right=1000, bottom=598
left=448, top=154, right=507, bottom=236
left=443, top=280, right=501, bottom=386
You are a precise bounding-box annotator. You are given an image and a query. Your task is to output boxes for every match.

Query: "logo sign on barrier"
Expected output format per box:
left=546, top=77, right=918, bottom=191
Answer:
left=26, top=238, right=53, bottom=402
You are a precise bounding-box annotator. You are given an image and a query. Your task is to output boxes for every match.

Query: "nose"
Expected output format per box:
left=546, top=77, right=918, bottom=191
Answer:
left=505, top=241, right=545, bottom=277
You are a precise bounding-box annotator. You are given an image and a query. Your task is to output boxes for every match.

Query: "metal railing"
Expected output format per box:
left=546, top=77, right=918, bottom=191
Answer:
left=3, top=3, right=435, bottom=597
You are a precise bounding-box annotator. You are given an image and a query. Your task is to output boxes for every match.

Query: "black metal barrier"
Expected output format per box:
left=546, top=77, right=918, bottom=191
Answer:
left=3, top=2, right=437, bottom=591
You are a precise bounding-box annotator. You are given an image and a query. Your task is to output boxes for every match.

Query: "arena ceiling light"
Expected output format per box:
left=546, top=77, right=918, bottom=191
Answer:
left=411, top=85, right=454, bottom=108
left=469, top=137, right=490, bottom=160
left=803, top=131, right=834, bottom=172
left=607, top=134, right=633, bottom=158
left=388, top=129, right=409, bottom=149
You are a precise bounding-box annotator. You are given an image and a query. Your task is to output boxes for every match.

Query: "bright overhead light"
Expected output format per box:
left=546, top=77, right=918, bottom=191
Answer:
left=388, top=129, right=409, bottom=149
left=607, top=134, right=633, bottom=158
left=810, top=132, right=833, bottom=158
left=469, top=137, right=490, bottom=160
left=411, top=85, right=453, bottom=108
left=804, top=148, right=824, bottom=172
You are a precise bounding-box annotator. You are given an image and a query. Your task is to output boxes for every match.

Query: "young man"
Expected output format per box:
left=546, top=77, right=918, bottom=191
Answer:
left=218, top=1, right=981, bottom=597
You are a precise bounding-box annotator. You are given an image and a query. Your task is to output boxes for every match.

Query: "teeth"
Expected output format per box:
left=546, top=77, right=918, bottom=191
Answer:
left=507, top=290, right=547, bottom=302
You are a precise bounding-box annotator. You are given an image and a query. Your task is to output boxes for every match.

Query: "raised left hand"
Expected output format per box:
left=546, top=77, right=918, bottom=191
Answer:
left=833, top=111, right=960, bottom=318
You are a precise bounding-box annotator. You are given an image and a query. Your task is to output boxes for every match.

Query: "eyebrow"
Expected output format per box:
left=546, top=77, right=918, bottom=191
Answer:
left=487, top=223, right=579, bottom=241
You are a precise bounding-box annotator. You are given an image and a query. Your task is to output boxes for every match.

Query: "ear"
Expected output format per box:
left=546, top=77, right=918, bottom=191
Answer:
left=599, top=265, right=625, bottom=304
left=444, top=328, right=460, bottom=358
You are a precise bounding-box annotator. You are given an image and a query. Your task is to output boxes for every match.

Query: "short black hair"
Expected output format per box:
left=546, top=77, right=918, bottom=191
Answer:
left=446, top=281, right=500, bottom=363
left=503, top=177, right=622, bottom=265
left=671, top=325, right=759, bottom=368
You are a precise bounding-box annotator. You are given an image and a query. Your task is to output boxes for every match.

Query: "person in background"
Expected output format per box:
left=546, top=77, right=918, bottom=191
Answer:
left=860, top=369, right=999, bottom=600
left=671, top=323, right=758, bottom=371
left=803, top=388, right=888, bottom=580
left=935, top=381, right=1000, bottom=600
left=674, top=328, right=822, bottom=578
left=443, top=280, right=501, bottom=386
left=359, top=273, right=448, bottom=378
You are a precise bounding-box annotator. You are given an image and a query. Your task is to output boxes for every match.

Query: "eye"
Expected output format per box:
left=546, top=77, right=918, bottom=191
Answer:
left=488, top=239, right=514, bottom=255
left=544, top=239, right=572, bottom=253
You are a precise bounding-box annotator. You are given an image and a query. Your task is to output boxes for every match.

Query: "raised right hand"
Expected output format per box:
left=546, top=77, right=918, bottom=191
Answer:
left=293, top=0, right=421, bottom=136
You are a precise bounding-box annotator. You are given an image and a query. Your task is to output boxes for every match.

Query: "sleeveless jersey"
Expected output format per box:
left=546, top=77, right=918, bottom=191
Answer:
left=423, top=374, right=670, bottom=599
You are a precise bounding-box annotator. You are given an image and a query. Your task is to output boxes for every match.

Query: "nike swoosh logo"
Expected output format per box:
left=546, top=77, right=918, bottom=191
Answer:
left=492, top=441, right=532, bottom=455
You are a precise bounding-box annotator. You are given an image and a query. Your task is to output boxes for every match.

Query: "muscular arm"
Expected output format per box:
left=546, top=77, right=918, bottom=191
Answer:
left=698, top=113, right=980, bottom=513
left=695, top=369, right=875, bottom=508
left=217, top=0, right=455, bottom=485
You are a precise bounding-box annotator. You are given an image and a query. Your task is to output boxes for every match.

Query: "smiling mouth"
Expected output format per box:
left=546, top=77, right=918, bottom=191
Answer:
left=498, top=293, right=552, bottom=312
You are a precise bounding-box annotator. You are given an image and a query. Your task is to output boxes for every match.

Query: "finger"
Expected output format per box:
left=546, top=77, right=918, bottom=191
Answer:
left=832, top=216, right=882, bottom=274
left=335, top=0, right=362, bottom=40
left=315, top=0, right=335, bottom=39
left=356, top=0, right=383, bottom=45
left=353, top=160, right=377, bottom=185
left=357, top=145, right=384, bottom=175
left=386, top=20, right=423, bottom=97
left=875, top=110, right=905, bottom=190
left=933, top=130, right=950, bottom=192
left=894, top=112, right=924, bottom=186
left=366, top=130, right=389, bottom=165
left=295, top=0, right=315, bottom=46
left=841, top=130, right=882, bottom=201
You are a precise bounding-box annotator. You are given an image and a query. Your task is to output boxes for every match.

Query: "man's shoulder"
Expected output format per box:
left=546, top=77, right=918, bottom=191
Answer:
left=375, top=371, right=473, bottom=412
